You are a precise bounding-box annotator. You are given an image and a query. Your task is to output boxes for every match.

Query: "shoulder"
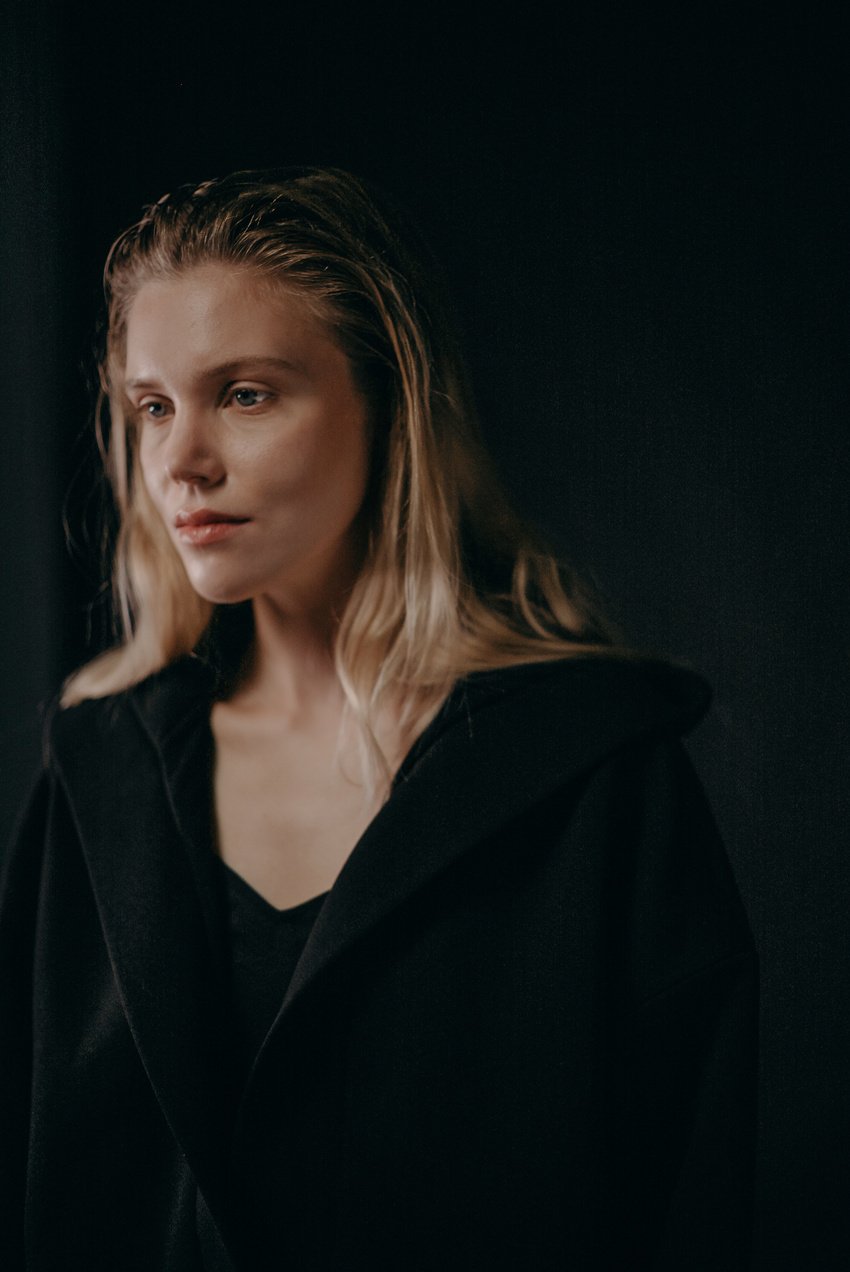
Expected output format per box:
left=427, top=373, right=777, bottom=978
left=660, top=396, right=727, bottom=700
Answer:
left=474, top=658, right=752, bottom=994
left=399, top=652, right=713, bottom=790
left=394, top=653, right=721, bottom=887
left=46, top=655, right=214, bottom=781
left=467, top=652, right=712, bottom=737
left=393, top=653, right=751, bottom=997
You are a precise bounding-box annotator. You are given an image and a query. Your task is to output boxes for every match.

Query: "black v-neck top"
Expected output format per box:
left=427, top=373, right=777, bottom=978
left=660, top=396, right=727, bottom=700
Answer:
left=215, top=856, right=329, bottom=1083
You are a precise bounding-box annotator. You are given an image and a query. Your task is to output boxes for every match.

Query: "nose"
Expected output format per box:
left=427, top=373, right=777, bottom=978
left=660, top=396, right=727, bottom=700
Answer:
left=161, top=406, right=224, bottom=487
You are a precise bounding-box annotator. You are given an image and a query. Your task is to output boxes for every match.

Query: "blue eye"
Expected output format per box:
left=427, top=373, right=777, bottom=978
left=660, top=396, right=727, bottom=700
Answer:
left=231, top=388, right=269, bottom=407
left=143, top=401, right=168, bottom=420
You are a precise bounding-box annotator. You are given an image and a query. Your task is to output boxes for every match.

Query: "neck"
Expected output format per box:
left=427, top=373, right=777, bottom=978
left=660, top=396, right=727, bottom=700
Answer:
left=242, top=599, right=342, bottom=715
left=234, top=531, right=366, bottom=718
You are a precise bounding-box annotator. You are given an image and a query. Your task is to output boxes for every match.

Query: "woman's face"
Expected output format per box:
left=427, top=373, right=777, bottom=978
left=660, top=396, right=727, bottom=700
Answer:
left=124, top=263, right=372, bottom=610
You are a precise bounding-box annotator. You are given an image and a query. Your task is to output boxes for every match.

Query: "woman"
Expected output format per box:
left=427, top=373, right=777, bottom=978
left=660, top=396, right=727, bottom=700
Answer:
left=0, top=168, right=757, bottom=1270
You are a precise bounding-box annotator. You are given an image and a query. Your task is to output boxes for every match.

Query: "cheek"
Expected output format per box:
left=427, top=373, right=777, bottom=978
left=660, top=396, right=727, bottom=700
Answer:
left=238, top=432, right=316, bottom=495
left=134, top=433, right=175, bottom=532
left=136, top=434, right=163, bottom=503
left=306, top=416, right=371, bottom=515
left=250, top=406, right=370, bottom=506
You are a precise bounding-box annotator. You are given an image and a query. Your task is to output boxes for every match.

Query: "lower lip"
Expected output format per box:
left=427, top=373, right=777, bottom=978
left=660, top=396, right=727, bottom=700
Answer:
left=176, top=520, right=249, bottom=545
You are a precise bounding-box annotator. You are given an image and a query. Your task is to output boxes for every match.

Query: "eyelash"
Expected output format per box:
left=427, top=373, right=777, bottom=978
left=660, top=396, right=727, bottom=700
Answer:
left=136, top=387, right=273, bottom=421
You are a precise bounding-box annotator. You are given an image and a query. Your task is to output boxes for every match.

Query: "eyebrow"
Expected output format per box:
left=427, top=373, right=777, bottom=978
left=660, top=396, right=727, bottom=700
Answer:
left=125, top=356, right=305, bottom=390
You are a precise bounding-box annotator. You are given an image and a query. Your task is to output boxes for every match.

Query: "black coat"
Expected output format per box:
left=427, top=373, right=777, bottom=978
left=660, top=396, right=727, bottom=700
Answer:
left=0, top=654, right=757, bottom=1271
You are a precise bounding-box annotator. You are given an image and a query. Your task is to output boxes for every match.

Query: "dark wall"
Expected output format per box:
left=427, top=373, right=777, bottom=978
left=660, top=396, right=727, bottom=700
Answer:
left=2, top=2, right=847, bottom=1266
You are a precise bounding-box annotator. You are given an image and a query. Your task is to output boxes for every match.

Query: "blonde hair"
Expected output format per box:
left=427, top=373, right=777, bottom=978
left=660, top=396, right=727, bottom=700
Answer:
left=63, top=167, right=633, bottom=791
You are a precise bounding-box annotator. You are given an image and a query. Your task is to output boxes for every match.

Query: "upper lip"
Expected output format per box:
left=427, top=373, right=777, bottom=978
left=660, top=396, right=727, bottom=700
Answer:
left=174, top=508, right=250, bottom=528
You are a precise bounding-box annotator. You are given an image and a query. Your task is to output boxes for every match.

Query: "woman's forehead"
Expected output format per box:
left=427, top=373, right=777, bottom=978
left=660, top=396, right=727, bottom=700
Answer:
left=122, top=267, right=344, bottom=384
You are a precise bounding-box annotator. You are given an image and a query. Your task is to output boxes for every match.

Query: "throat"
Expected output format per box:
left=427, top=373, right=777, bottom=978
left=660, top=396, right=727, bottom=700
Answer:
left=210, top=694, right=386, bottom=910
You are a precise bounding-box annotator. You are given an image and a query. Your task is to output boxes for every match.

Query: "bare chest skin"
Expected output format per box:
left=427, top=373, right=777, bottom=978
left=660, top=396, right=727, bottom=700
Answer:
left=210, top=697, right=399, bottom=910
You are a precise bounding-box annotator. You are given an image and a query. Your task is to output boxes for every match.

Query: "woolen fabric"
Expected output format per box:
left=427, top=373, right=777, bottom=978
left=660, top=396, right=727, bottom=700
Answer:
left=0, top=654, right=758, bottom=1270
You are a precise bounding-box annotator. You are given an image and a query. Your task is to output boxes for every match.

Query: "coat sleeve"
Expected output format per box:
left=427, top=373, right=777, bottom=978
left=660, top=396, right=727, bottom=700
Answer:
left=601, top=735, right=758, bottom=1272
left=0, top=769, right=51, bottom=1271
left=627, top=947, right=758, bottom=1271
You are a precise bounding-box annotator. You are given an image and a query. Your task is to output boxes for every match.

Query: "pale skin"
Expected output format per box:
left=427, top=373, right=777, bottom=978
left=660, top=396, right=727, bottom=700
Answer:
left=125, top=263, right=407, bottom=908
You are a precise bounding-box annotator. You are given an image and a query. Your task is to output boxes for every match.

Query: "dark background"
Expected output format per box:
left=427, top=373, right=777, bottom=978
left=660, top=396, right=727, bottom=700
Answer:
left=1, top=1, right=847, bottom=1266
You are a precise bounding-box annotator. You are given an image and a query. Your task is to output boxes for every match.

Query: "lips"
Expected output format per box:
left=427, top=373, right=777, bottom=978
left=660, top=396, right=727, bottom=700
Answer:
left=174, top=508, right=249, bottom=528
left=174, top=508, right=250, bottom=547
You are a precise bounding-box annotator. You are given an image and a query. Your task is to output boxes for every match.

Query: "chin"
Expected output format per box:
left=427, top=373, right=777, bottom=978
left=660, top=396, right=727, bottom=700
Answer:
left=185, top=571, right=258, bottom=607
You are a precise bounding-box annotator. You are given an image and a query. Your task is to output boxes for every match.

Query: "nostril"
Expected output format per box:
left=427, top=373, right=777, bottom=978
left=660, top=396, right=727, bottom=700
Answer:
left=164, top=447, right=223, bottom=487
left=166, top=463, right=217, bottom=486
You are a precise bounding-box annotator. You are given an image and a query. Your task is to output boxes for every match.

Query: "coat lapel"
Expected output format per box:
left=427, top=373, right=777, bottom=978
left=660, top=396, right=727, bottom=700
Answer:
left=49, top=662, right=232, bottom=1212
